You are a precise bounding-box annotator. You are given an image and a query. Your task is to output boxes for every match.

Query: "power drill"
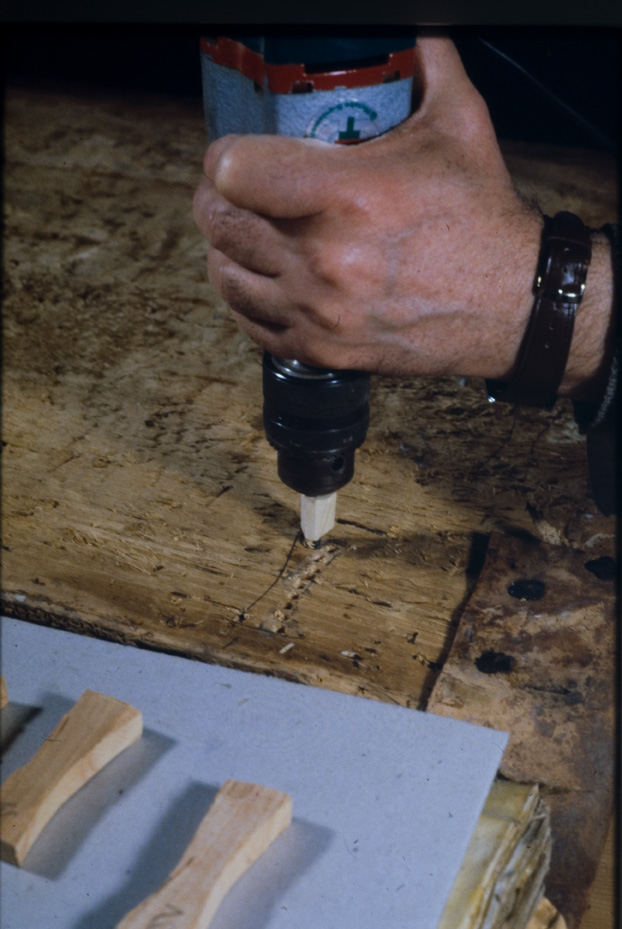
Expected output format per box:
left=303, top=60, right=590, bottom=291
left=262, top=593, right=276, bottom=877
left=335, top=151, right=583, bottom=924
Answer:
left=200, top=35, right=417, bottom=544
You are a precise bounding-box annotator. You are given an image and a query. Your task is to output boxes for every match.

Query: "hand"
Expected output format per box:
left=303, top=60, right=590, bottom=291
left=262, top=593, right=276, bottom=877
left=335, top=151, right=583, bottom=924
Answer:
left=193, top=35, right=611, bottom=395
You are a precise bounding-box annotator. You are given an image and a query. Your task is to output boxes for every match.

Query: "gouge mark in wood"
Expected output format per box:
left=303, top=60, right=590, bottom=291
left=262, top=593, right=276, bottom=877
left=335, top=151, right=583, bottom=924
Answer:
left=0, top=689, right=142, bottom=866
left=116, top=780, right=292, bottom=929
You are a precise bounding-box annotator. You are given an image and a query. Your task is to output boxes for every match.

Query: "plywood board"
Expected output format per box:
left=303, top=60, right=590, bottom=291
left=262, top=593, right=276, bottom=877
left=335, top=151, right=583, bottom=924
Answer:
left=2, top=83, right=617, bottom=712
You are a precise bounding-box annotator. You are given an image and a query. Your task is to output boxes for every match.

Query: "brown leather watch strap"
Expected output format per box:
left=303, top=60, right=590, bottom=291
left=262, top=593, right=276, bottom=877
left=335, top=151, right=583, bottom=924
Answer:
left=487, top=211, right=592, bottom=409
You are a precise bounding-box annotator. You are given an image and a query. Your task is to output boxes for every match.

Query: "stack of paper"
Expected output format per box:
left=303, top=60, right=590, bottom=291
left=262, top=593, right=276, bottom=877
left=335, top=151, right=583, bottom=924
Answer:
left=440, top=778, right=551, bottom=928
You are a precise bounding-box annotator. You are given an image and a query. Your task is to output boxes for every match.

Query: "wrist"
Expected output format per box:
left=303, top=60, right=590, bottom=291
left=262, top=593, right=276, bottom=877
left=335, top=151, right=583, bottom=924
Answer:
left=486, top=212, right=612, bottom=408
left=488, top=207, right=543, bottom=381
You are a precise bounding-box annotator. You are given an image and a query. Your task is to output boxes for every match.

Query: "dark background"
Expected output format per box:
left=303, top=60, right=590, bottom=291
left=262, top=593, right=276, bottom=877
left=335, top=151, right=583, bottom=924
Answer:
left=2, top=25, right=620, bottom=154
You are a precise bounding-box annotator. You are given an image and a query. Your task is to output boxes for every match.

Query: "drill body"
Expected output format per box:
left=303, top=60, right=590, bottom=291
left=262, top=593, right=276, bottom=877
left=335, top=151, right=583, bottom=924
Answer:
left=200, top=35, right=416, bottom=538
left=201, top=36, right=416, bottom=142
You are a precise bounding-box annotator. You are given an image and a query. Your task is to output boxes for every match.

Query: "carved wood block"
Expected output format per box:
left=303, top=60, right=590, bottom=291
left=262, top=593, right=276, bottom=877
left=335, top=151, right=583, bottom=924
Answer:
left=1, top=690, right=142, bottom=866
left=116, top=780, right=292, bottom=929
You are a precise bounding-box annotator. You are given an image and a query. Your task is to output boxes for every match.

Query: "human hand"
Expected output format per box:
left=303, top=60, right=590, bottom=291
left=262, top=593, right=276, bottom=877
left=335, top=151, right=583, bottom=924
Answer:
left=193, top=35, right=610, bottom=393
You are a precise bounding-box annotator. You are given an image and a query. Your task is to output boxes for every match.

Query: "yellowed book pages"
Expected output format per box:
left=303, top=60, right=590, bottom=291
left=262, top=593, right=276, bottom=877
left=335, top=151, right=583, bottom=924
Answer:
left=439, top=779, right=551, bottom=929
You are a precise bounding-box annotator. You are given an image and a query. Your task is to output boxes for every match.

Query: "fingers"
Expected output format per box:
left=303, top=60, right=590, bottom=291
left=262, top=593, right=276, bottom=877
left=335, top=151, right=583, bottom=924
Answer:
left=414, top=34, right=471, bottom=98
left=205, top=234, right=348, bottom=366
left=205, top=134, right=341, bottom=219
left=207, top=246, right=288, bottom=327
left=206, top=246, right=319, bottom=363
left=405, top=34, right=493, bottom=141
left=193, top=176, right=285, bottom=277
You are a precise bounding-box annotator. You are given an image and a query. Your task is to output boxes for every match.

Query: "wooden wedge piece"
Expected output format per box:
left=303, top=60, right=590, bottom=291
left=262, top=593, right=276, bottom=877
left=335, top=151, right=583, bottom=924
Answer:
left=116, top=780, right=292, bottom=929
left=0, top=676, right=7, bottom=710
left=300, top=492, right=336, bottom=545
left=0, top=689, right=142, bottom=865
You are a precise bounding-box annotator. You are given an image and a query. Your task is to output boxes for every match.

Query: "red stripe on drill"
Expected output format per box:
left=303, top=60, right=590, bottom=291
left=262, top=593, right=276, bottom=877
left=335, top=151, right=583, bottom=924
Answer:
left=201, top=37, right=415, bottom=94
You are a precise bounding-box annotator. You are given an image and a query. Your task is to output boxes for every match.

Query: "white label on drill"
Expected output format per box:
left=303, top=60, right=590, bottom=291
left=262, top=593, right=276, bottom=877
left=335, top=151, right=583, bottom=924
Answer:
left=308, top=99, right=381, bottom=143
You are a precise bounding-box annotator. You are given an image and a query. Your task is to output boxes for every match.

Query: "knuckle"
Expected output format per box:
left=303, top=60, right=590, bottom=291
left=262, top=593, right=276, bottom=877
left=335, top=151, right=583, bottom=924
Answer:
left=307, top=239, right=370, bottom=300
left=219, top=271, right=256, bottom=318
left=306, top=239, right=348, bottom=284
left=299, top=338, right=346, bottom=370
left=208, top=203, right=241, bottom=251
left=299, top=343, right=331, bottom=368
left=457, top=89, right=494, bottom=143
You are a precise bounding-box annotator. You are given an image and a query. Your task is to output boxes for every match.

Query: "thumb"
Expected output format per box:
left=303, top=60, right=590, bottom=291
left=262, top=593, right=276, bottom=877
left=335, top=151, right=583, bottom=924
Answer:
left=409, top=34, right=492, bottom=138
left=205, top=133, right=339, bottom=218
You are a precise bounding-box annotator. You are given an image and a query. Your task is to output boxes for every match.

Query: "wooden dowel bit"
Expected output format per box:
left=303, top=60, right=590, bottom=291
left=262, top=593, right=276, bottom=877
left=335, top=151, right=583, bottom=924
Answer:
left=300, top=492, right=336, bottom=546
left=116, top=780, right=292, bottom=929
left=0, top=689, right=142, bottom=866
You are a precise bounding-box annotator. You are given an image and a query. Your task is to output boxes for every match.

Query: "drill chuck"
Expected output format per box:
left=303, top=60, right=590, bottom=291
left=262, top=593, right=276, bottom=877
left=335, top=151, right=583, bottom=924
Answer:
left=263, top=354, right=370, bottom=496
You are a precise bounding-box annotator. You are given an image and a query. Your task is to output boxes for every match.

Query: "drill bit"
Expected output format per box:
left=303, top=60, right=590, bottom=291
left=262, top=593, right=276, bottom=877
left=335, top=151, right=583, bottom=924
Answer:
left=300, top=492, right=337, bottom=547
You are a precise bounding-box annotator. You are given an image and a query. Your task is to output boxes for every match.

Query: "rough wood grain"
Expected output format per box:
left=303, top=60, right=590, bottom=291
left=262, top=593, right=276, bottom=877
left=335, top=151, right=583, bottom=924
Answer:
left=0, top=689, right=142, bottom=866
left=0, top=676, right=7, bottom=710
left=116, top=780, right=292, bottom=929
left=577, top=818, right=615, bottom=929
left=2, top=84, right=616, bottom=709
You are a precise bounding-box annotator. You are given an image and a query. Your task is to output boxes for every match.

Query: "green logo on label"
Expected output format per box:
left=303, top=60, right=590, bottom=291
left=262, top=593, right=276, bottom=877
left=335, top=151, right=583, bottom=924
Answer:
left=308, top=101, right=380, bottom=144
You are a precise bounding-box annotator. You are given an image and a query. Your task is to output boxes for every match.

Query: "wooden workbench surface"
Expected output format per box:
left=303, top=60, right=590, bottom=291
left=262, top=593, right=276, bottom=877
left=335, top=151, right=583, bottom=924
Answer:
left=2, top=82, right=617, bottom=927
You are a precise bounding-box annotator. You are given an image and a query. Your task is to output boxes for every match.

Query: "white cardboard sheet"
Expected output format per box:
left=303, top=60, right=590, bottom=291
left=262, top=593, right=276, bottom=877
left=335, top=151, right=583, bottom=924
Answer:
left=0, top=616, right=508, bottom=929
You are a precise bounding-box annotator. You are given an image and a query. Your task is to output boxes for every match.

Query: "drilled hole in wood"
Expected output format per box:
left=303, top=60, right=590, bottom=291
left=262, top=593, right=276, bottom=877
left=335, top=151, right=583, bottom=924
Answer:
left=507, top=578, right=546, bottom=601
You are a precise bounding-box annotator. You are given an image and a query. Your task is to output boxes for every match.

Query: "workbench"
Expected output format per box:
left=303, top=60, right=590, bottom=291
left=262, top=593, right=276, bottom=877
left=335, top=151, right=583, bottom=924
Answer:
left=2, top=80, right=617, bottom=928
